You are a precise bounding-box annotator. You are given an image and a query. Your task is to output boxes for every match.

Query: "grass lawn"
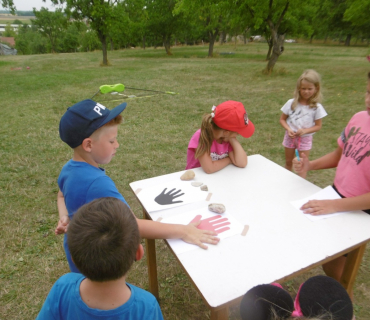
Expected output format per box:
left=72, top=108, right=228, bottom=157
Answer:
left=1, top=42, right=370, bottom=319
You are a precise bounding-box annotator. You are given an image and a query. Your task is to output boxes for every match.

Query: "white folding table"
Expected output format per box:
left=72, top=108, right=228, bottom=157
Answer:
left=130, top=155, right=370, bottom=319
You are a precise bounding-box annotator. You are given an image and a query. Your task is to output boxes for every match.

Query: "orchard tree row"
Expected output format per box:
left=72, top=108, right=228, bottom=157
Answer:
left=2, top=0, right=370, bottom=72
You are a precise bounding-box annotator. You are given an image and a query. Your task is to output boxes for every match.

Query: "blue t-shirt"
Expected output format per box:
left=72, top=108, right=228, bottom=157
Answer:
left=58, top=160, right=128, bottom=272
left=36, top=273, right=164, bottom=320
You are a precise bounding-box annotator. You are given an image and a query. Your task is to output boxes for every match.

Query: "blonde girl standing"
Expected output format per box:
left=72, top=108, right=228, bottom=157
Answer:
left=186, top=100, right=255, bottom=173
left=280, top=69, right=327, bottom=178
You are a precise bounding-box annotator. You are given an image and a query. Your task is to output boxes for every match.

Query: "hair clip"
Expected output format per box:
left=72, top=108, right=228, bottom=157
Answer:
left=211, top=105, right=216, bottom=118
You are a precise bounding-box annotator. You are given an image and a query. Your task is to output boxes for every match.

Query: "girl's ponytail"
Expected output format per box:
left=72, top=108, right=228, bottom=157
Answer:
left=195, top=114, right=219, bottom=159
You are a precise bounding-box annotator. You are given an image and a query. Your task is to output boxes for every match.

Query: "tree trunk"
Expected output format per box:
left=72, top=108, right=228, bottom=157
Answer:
left=309, top=34, right=314, bottom=44
left=110, top=38, right=113, bottom=51
left=324, top=34, right=328, bottom=44
left=163, top=36, right=172, bottom=55
left=219, top=31, right=224, bottom=45
left=265, top=31, right=285, bottom=74
left=208, top=30, right=219, bottom=57
left=345, top=34, right=351, bottom=46
left=98, top=32, right=108, bottom=65
left=266, top=39, right=273, bottom=60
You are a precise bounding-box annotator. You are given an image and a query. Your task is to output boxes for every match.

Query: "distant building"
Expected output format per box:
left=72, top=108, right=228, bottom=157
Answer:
left=0, top=36, right=15, bottom=47
left=0, top=24, right=20, bottom=33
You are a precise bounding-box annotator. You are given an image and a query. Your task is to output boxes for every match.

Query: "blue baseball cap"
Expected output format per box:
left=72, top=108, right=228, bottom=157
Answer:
left=59, top=99, right=127, bottom=148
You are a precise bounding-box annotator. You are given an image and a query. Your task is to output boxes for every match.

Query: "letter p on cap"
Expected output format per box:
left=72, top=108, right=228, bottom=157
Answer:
left=93, top=106, right=103, bottom=116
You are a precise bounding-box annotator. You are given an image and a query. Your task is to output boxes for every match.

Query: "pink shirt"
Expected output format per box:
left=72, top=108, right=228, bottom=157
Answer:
left=186, top=129, right=233, bottom=169
left=334, top=111, right=370, bottom=198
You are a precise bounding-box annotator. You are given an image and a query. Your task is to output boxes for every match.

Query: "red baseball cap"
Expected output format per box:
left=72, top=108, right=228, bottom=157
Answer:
left=213, top=101, right=255, bottom=138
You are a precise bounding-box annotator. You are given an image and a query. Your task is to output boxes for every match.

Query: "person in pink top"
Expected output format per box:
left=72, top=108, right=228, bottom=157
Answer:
left=186, top=100, right=255, bottom=173
left=293, top=71, right=370, bottom=283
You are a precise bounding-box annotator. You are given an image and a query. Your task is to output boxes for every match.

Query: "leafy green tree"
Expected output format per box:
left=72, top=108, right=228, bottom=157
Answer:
left=344, top=0, right=370, bottom=39
left=15, top=24, right=48, bottom=54
left=1, top=0, right=16, bottom=14
left=175, top=0, right=230, bottom=57
left=59, top=22, right=81, bottom=52
left=238, top=0, right=301, bottom=73
left=3, top=23, right=16, bottom=37
left=145, top=0, right=186, bottom=55
left=317, top=0, right=353, bottom=45
left=32, top=8, right=68, bottom=53
left=50, top=0, right=126, bottom=65
left=124, top=0, right=151, bottom=49
left=79, top=28, right=101, bottom=52
left=108, top=3, right=131, bottom=49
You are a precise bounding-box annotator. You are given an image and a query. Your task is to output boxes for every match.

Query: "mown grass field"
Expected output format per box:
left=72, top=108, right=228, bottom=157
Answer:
left=1, top=42, right=370, bottom=319
left=0, top=14, right=33, bottom=25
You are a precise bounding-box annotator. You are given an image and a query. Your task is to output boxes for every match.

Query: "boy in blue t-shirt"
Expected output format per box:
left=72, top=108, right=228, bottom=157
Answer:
left=56, top=99, right=219, bottom=272
left=37, top=197, right=164, bottom=320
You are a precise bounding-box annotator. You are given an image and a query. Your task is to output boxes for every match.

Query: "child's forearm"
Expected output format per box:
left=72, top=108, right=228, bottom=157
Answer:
left=298, top=119, right=323, bottom=136
left=308, top=147, right=342, bottom=171
left=334, top=194, right=370, bottom=212
left=57, top=190, right=68, bottom=219
left=302, top=193, right=370, bottom=215
left=198, top=155, right=231, bottom=174
left=279, top=119, right=291, bottom=131
left=137, top=219, right=185, bottom=239
left=228, top=139, right=247, bottom=168
left=298, top=124, right=321, bottom=135
left=279, top=114, right=292, bottom=132
left=136, top=218, right=219, bottom=249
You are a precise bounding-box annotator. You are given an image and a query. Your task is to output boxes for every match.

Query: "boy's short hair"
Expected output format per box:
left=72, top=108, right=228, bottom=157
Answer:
left=59, top=99, right=126, bottom=148
left=67, top=197, right=139, bottom=281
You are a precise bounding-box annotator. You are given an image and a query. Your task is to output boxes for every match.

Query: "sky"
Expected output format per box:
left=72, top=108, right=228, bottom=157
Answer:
left=1, top=0, right=62, bottom=12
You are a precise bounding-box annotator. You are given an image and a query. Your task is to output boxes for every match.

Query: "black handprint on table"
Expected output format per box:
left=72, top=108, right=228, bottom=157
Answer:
left=154, top=188, right=185, bottom=205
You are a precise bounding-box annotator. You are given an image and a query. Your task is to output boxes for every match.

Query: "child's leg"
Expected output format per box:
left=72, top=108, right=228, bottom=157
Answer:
left=297, top=135, right=313, bottom=178
left=284, top=147, right=296, bottom=171
left=282, top=131, right=296, bottom=171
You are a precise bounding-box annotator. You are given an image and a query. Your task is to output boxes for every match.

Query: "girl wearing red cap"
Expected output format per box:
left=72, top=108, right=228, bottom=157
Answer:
left=186, top=101, right=255, bottom=173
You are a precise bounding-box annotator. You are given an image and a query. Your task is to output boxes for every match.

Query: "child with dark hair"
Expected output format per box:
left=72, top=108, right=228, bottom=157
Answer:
left=56, top=99, right=219, bottom=272
left=240, top=275, right=353, bottom=320
left=37, top=197, right=164, bottom=320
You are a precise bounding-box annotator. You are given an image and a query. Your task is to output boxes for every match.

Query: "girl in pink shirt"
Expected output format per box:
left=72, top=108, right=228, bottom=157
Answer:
left=293, top=71, right=370, bottom=286
left=186, top=100, right=255, bottom=173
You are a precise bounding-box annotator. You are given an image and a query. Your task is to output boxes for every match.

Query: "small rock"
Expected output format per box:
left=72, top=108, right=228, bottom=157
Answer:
left=191, top=181, right=203, bottom=187
left=208, top=203, right=226, bottom=214
left=200, top=185, right=208, bottom=191
left=180, top=170, right=195, bottom=181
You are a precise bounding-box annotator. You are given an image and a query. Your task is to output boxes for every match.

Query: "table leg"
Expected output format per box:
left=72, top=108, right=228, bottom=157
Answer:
left=144, top=209, right=159, bottom=300
left=210, top=307, right=229, bottom=320
left=340, top=244, right=367, bottom=298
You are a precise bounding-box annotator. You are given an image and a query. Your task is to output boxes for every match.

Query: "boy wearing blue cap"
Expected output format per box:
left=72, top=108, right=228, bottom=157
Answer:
left=56, top=99, right=219, bottom=272
left=38, top=197, right=164, bottom=320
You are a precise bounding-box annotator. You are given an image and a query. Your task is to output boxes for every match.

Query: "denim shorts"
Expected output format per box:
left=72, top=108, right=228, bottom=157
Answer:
left=282, top=131, right=313, bottom=151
